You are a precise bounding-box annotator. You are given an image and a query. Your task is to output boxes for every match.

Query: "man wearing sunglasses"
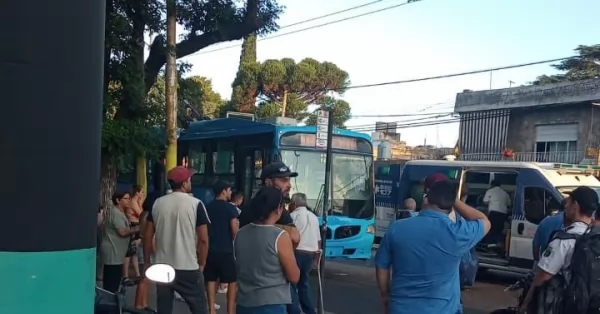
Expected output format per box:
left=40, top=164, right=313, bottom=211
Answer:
left=239, top=161, right=301, bottom=246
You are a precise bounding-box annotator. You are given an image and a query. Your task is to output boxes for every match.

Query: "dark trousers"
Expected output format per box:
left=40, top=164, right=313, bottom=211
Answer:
left=156, top=269, right=209, bottom=314
left=489, top=211, right=508, bottom=244
left=103, top=264, right=123, bottom=293
left=288, top=251, right=316, bottom=314
left=238, top=304, right=287, bottom=314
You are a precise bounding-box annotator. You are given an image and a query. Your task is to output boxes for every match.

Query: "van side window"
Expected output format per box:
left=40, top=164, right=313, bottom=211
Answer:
left=523, top=187, right=561, bottom=224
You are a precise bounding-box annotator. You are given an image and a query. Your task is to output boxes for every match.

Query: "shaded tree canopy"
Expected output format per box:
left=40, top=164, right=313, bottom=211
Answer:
left=532, top=44, right=600, bottom=85
left=148, top=72, right=227, bottom=125
left=253, top=58, right=351, bottom=123
left=101, top=0, right=283, bottom=205
left=305, top=96, right=352, bottom=129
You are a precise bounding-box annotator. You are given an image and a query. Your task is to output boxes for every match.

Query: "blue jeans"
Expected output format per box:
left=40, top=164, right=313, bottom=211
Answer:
left=287, top=251, right=316, bottom=314
left=237, top=304, right=286, bottom=314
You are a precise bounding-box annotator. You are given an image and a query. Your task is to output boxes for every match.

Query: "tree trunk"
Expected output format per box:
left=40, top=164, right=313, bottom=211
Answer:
left=281, top=90, right=288, bottom=117
left=100, top=153, right=118, bottom=209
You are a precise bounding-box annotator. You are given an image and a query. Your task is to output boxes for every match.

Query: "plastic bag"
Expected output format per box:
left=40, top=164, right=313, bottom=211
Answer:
left=460, top=247, right=479, bottom=288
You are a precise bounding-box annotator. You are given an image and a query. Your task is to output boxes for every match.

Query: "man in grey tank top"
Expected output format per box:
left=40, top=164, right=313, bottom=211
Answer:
left=235, top=186, right=300, bottom=314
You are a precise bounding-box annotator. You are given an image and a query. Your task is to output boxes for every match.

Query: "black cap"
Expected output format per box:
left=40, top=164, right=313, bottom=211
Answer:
left=260, top=162, right=298, bottom=181
left=569, top=186, right=599, bottom=215
left=213, top=180, right=233, bottom=195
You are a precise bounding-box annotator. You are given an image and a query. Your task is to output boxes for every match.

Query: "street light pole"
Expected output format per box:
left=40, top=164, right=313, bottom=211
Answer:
left=316, top=106, right=334, bottom=314
left=0, top=0, right=105, bottom=313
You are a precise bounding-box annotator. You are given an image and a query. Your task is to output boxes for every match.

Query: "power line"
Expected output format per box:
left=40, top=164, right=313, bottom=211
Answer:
left=281, top=0, right=386, bottom=29
left=339, top=56, right=576, bottom=91
left=191, top=0, right=420, bottom=56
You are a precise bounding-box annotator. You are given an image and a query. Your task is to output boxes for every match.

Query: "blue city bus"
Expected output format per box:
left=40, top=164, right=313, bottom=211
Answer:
left=177, top=117, right=376, bottom=259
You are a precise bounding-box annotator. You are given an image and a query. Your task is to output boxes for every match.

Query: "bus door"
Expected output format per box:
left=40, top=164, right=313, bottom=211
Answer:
left=237, top=147, right=267, bottom=199
left=509, top=168, right=562, bottom=264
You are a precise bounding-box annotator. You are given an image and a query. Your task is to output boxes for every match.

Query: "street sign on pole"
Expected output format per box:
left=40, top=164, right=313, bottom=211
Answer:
left=316, top=108, right=334, bottom=314
left=315, top=110, right=329, bottom=150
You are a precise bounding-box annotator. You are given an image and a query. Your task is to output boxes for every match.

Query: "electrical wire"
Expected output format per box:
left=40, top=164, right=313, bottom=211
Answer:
left=336, top=56, right=576, bottom=91
left=190, top=0, right=421, bottom=56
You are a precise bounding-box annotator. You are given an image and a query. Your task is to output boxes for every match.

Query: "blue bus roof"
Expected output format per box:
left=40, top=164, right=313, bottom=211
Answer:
left=180, top=118, right=276, bottom=140
left=180, top=118, right=371, bottom=142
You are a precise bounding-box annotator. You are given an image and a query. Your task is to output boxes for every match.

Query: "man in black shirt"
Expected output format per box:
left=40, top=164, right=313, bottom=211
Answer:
left=238, top=161, right=300, bottom=246
left=204, top=181, right=238, bottom=314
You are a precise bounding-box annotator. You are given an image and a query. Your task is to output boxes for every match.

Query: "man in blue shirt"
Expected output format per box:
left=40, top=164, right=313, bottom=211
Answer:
left=531, top=210, right=568, bottom=264
left=374, top=180, right=491, bottom=314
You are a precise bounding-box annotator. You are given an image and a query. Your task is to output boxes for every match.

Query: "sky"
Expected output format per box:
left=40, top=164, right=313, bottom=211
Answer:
left=176, top=0, right=600, bottom=147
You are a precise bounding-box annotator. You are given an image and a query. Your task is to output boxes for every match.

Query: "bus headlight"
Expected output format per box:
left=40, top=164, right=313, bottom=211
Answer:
left=366, top=224, right=375, bottom=234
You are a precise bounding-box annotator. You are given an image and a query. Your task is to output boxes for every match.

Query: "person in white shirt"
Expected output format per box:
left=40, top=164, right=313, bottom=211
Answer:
left=483, top=180, right=512, bottom=244
left=288, top=193, right=320, bottom=314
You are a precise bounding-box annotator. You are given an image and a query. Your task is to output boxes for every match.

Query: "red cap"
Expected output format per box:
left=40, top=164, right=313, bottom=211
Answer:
left=167, top=166, right=196, bottom=184
left=423, top=173, right=449, bottom=189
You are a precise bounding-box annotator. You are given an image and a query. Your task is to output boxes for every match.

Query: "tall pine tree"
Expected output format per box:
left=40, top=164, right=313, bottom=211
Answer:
left=230, top=33, right=259, bottom=113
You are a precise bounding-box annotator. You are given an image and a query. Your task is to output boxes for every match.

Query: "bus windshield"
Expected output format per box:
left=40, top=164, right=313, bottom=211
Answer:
left=281, top=149, right=374, bottom=219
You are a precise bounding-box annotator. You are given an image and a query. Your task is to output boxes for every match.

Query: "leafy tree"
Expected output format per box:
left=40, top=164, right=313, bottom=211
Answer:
left=148, top=74, right=227, bottom=124
left=101, top=0, right=283, bottom=206
left=532, top=44, right=600, bottom=85
left=230, top=34, right=260, bottom=113
left=306, top=96, right=352, bottom=128
left=255, top=58, right=350, bottom=121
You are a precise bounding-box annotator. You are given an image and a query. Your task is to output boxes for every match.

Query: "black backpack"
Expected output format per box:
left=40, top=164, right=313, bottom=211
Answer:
left=563, top=226, right=600, bottom=314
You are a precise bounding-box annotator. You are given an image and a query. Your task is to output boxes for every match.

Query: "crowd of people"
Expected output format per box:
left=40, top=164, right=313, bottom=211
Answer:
left=377, top=172, right=600, bottom=314
left=96, top=161, right=322, bottom=314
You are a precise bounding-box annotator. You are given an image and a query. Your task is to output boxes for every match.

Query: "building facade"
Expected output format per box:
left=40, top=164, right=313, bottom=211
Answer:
left=454, top=78, right=600, bottom=164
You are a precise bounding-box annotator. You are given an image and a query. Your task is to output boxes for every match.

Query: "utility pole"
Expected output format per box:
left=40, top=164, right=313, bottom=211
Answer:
left=509, top=80, right=515, bottom=88
left=489, top=70, right=493, bottom=89
left=281, top=90, right=288, bottom=117
left=165, top=0, right=178, bottom=171
left=315, top=106, right=334, bottom=314
left=0, top=0, right=105, bottom=313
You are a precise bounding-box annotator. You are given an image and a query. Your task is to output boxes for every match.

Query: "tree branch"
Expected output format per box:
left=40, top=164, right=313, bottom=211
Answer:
left=144, top=0, right=260, bottom=94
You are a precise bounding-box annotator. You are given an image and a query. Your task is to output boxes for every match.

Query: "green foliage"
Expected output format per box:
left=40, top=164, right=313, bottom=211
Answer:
left=305, top=96, right=352, bottom=128
left=230, top=34, right=259, bottom=113
left=253, top=58, right=350, bottom=123
left=102, top=0, right=283, bottom=158
left=532, top=45, right=600, bottom=85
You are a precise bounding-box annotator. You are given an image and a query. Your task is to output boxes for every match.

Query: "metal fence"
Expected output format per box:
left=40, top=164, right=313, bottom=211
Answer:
left=458, top=151, right=593, bottom=164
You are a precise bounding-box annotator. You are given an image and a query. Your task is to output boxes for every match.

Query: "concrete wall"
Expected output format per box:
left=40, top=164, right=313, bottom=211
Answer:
left=505, top=103, right=600, bottom=152
left=454, top=79, right=600, bottom=113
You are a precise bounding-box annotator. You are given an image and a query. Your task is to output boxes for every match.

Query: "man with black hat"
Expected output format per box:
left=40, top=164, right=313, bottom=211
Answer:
left=239, top=161, right=301, bottom=246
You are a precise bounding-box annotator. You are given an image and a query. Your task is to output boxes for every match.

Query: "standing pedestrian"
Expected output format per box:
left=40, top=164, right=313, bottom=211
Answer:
left=100, top=190, right=139, bottom=293
left=288, top=193, right=320, bottom=314
left=144, top=166, right=210, bottom=314
left=123, top=185, right=144, bottom=282
left=239, top=162, right=300, bottom=246
left=375, top=180, right=491, bottom=314
left=204, top=181, right=239, bottom=314
left=235, top=186, right=300, bottom=314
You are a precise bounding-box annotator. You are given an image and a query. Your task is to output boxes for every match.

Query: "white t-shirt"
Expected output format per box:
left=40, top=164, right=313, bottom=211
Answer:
left=483, top=186, right=512, bottom=214
left=537, top=222, right=588, bottom=281
left=290, top=206, right=321, bottom=252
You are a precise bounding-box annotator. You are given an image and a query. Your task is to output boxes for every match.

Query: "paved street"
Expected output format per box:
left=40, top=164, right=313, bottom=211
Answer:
left=124, top=259, right=521, bottom=314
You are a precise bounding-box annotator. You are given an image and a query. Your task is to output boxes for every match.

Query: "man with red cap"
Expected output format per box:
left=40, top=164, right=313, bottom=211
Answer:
left=144, top=166, right=210, bottom=314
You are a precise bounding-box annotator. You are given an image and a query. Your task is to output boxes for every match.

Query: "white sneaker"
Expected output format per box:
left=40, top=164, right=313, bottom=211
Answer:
left=214, top=303, right=221, bottom=310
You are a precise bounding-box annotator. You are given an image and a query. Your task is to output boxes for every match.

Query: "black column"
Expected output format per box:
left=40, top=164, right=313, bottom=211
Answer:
left=0, top=1, right=106, bottom=313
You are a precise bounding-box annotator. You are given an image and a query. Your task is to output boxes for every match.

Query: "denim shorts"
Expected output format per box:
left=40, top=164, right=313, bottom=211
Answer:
left=236, top=304, right=287, bottom=314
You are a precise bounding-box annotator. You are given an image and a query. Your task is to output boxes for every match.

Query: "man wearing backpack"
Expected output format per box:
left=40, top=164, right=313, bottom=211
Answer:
left=518, top=186, right=599, bottom=314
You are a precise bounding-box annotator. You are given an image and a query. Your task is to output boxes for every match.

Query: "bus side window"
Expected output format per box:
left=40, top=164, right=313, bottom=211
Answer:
left=523, top=187, right=559, bottom=224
